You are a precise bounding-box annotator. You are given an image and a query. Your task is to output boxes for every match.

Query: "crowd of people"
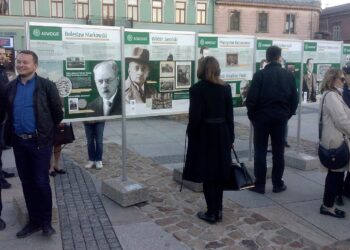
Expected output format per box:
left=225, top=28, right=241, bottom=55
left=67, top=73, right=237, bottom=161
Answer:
left=1, top=43, right=350, bottom=243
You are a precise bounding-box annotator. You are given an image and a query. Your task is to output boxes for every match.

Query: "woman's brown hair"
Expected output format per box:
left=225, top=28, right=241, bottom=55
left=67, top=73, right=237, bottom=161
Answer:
left=320, top=68, right=344, bottom=93
left=197, top=56, right=224, bottom=85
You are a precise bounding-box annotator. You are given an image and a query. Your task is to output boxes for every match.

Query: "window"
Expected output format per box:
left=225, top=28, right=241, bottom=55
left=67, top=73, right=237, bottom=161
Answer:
left=176, top=1, right=186, bottom=24
left=24, top=0, right=36, bottom=16
left=51, top=0, right=63, bottom=18
left=152, top=0, right=162, bottom=23
left=196, top=2, right=206, bottom=24
left=77, top=0, right=89, bottom=19
left=102, top=0, right=115, bottom=26
left=0, top=0, right=9, bottom=15
left=258, top=12, right=268, bottom=33
left=285, top=13, right=295, bottom=34
left=230, top=11, right=240, bottom=31
left=333, top=25, right=341, bottom=41
left=127, top=0, right=138, bottom=21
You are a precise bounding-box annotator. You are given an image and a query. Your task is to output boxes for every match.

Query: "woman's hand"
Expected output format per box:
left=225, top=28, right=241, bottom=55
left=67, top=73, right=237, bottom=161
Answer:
left=231, top=143, right=235, bottom=149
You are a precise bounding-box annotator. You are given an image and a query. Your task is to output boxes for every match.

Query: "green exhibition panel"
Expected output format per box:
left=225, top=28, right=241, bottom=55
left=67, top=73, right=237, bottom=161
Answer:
left=342, top=44, right=350, bottom=67
left=124, top=29, right=196, bottom=117
left=197, top=34, right=255, bottom=107
left=303, top=40, right=342, bottom=102
left=256, top=38, right=302, bottom=94
left=27, top=22, right=122, bottom=122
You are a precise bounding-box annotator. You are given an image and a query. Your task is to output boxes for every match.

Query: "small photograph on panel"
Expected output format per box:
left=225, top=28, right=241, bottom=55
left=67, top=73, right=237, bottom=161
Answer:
left=317, top=64, right=331, bottom=81
left=68, top=98, right=79, bottom=112
left=226, top=53, right=238, bottom=67
left=160, top=61, right=175, bottom=77
left=159, top=78, right=175, bottom=92
left=176, top=62, right=191, bottom=89
left=66, top=56, right=85, bottom=70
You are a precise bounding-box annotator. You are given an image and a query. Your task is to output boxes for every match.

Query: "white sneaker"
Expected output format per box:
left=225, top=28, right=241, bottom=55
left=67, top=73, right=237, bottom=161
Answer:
left=95, top=161, right=103, bottom=169
left=85, top=161, right=94, bottom=169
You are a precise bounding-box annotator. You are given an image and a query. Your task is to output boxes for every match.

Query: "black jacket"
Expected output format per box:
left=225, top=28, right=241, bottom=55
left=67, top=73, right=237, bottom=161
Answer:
left=183, top=80, right=234, bottom=183
left=0, top=65, right=8, bottom=124
left=246, top=61, right=298, bottom=123
left=4, top=74, right=63, bottom=147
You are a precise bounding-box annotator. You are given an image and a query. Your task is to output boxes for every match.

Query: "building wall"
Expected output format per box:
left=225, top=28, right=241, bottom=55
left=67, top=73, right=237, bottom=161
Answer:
left=215, top=4, right=320, bottom=40
left=0, top=0, right=213, bottom=50
left=320, top=13, right=350, bottom=43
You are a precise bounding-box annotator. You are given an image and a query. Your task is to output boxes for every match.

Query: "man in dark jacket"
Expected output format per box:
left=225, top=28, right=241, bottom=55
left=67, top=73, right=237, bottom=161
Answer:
left=4, top=50, right=63, bottom=238
left=246, top=46, right=298, bottom=194
left=0, top=70, right=5, bottom=230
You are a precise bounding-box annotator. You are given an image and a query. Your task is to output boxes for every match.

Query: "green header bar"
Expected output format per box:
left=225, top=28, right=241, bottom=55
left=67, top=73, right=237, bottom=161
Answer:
left=257, top=40, right=272, bottom=50
left=125, top=32, right=149, bottom=44
left=30, top=26, right=62, bottom=41
left=304, top=42, right=317, bottom=52
left=343, top=45, right=350, bottom=55
left=198, top=37, right=218, bottom=48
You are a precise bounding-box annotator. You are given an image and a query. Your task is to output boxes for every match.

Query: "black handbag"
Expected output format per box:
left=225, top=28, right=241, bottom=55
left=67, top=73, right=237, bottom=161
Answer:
left=318, top=92, right=350, bottom=170
left=223, top=149, right=255, bottom=191
left=54, top=123, right=75, bottom=146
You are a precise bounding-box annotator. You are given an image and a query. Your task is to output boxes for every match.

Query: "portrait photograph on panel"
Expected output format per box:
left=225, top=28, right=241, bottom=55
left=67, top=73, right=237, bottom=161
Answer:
left=66, top=56, right=86, bottom=70
left=56, top=77, right=72, bottom=98
left=226, top=53, right=238, bottom=67
left=159, top=78, right=175, bottom=92
left=160, top=61, right=175, bottom=77
left=68, top=98, right=79, bottom=112
left=317, top=64, right=331, bottom=81
left=175, top=62, right=191, bottom=89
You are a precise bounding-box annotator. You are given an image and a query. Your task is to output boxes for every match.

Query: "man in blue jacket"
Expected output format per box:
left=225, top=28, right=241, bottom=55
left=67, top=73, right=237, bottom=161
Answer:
left=246, top=46, right=298, bottom=194
left=3, top=50, right=63, bottom=237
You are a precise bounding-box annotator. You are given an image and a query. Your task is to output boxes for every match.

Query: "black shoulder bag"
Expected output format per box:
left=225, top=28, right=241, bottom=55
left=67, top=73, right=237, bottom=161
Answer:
left=318, top=92, right=350, bottom=170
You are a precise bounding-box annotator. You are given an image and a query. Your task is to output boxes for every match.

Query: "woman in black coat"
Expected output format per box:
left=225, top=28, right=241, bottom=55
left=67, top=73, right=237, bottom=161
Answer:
left=183, top=56, right=234, bottom=224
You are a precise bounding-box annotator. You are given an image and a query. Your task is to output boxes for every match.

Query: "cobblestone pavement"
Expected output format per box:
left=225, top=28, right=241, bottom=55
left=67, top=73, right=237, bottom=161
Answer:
left=54, top=156, right=122, bottom=250
left=61, top=122, right=328, bottom=250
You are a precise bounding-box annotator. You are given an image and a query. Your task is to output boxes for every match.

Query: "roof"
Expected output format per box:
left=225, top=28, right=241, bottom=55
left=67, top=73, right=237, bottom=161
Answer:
left=216, top=0, right=321, bottom=8
left=321, top=3, right=350, bottom=16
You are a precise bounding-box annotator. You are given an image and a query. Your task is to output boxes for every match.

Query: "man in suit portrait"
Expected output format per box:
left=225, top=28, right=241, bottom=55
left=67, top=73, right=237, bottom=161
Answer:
left=89, top=60, right=121, bottom=116
left=125, top=47, right=154, bottom=103
left=302, top=58, right=317, bottom=102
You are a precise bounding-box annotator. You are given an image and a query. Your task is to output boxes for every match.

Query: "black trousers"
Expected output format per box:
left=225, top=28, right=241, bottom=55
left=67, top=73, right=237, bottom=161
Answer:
left=203, top=181, right=223, bottom=216
left=253, top=119, right=287, bottom=188
left=13, top=136, right=53, bottom=226
left=323, top=170, right=345, bottom=207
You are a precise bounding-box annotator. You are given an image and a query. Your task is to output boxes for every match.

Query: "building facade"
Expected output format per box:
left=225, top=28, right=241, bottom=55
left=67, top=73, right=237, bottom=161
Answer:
left=215, top=0, right=321, bottom=40
left=0, top=0, right=213, bottom=50
left=319, top=3, right=350, bottom=43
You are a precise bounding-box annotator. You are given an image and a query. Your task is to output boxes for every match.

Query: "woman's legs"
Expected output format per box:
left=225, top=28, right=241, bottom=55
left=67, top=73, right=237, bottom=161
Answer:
left=323, top=170, right=345, bottom=208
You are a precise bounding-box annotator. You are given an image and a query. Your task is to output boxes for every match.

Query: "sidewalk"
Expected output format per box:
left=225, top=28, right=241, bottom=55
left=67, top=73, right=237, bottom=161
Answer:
left=1, top=104, right=350, bottom=249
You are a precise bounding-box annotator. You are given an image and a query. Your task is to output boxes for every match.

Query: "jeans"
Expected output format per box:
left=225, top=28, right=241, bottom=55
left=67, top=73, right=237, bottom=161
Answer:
left=84, top=122, right=105, bottom=161
left=253, top=119, right=287, bottom=188
left=13, top=136, right=52, bottom=226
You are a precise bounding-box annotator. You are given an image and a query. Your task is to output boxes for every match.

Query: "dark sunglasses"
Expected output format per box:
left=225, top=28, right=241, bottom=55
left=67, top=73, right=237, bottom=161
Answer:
left=340, top=77, right=346, bottom=82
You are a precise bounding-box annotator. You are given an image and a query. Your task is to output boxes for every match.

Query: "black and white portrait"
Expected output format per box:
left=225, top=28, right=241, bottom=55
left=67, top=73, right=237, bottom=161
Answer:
left=176, top=62, right=191, bottom=89
left=159, top=78, right=175, bottom=92
left=69, top=98, right=79, bottom=112
left=317, top=64, right=331, bottom=82
left=226, top=53, right=238, bottom=67
left=160, top=61, right=175, bottom=77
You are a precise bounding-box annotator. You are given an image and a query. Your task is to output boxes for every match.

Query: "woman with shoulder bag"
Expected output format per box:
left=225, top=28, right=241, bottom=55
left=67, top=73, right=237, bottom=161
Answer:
left=319, top=68, right=350, bottom=218
left=182, top=56, right=234, bottom=224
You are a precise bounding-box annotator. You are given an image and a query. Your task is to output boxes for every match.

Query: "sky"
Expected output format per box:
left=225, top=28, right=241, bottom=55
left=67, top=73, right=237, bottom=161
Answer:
left=322, top=0, right=350, bottom=8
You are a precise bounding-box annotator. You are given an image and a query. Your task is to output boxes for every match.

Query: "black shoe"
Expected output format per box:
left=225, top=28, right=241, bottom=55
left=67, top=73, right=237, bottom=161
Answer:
left=197, top=211, right=217, bottom=224
left=0, top=178, right=11, bottom=189
left=320, top=205, right=346, bottom=218
left=16, top=223, right=41, bottom=238
left=249, top=186, right=265, bottom=194
left=335, top=196, right=344, bottom=206
left=2, top=170, right=15, bottom=178
left=217, top=210, right=223, bottom=221
left=42, top=224, right=56, bottom=236
left=49, top=171, right=57, bottom=177
left=273, top=184, right=287, bottom=193
left=54, top=168, right=66, bottom=174
left=0, top=218, right=6, bottom=231
left=285, top=142, right=291, bottom=148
